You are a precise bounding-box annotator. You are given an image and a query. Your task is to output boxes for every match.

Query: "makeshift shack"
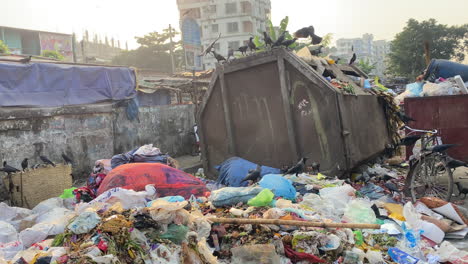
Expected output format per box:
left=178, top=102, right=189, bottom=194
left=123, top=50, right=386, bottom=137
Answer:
left=199, top=48, right=391, bottom=177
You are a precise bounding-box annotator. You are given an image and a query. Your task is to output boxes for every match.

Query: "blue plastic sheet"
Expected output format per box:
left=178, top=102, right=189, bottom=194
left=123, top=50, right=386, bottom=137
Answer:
left=215, top=157, right=281, bottom=187
left=259, top=174, right=296, bottom=200
left=0, top=62, right=136, bottom=107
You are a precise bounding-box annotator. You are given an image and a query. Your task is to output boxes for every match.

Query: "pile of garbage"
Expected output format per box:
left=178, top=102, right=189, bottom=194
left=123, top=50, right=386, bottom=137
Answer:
left=1, top=153, right=468, bottom=264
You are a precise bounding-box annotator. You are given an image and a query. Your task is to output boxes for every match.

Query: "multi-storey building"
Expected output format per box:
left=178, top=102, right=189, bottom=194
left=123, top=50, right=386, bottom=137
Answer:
left=177, top=0, right=271, bottom=70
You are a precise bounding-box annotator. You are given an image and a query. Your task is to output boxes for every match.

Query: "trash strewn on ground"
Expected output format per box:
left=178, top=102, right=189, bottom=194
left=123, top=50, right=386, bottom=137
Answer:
left=2, top=146, right=468, bottom=264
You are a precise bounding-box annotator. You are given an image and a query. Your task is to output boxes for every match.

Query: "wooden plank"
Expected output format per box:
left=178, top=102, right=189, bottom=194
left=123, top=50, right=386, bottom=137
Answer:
left=219, top=67, right=237, bottom=155
left=277, top=55, right=299, bottom=160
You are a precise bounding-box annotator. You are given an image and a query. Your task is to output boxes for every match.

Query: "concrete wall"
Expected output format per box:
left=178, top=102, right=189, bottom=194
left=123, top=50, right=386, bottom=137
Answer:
left=0, top=104, right=196, bottom=179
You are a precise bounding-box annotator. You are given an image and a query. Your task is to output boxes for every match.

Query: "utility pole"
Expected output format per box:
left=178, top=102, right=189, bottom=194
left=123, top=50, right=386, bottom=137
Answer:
left=169, top=24, right=176, bottom=74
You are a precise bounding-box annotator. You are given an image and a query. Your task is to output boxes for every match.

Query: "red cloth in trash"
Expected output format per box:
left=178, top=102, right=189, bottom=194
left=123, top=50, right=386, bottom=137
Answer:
left=97, top=163, right=208, bottom=199
left=283, top=243, right=326, bottom=263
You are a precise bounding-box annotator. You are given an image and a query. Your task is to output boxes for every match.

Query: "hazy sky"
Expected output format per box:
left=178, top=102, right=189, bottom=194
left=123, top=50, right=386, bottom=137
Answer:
left=1, top=0, right=467, bottom=48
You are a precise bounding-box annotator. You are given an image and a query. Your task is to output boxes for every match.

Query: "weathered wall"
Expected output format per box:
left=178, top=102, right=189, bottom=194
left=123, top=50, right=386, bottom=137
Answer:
left=0, top=104, right=195, bottom=178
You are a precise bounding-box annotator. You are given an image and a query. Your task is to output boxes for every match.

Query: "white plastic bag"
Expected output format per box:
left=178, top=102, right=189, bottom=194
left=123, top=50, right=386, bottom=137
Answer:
left=0, top=240, right=24, bottom=261
left=0, top=221, right=18, bottom=243
left=32, top=197, right=65, bottom=215
left=134, top=144, right=161, bottom=156
left=68, top=211, right=101, bottom=234
left=91, top=185, right=157, bottom=209
left=35, top=207, right=75, bottom=235
left=319, top=184, right=356, bottom=217
left=19, top=223, right=53, bottom=248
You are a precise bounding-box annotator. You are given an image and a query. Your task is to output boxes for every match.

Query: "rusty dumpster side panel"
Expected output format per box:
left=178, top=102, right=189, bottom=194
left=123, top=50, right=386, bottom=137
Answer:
left=405, top=95, right=468, bottom=162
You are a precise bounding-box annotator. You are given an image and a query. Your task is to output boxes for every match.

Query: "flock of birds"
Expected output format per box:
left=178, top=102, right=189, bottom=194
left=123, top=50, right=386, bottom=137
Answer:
left=202, top=25, right=358, bottom=66
left=0, top=153, right=73, bottom=175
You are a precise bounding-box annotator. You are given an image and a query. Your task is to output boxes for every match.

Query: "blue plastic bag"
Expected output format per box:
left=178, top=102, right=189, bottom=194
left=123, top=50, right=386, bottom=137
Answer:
left=210, top=186, right=263, bottom=207
left=406, top=82, right=424, bottom=97
left=215, top=157, right=280, bottom=187
left=259, top=174, right=296, bottom=200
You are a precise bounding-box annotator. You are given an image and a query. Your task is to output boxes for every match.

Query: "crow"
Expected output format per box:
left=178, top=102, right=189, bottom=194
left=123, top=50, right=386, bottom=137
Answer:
left=227, top=47, right=234, bottom=60
left=40, top=155, right=56, bottom=167
left=384, top=182, right=400, bottom=195
left=397, top=112, right=416, bottom=123
left=32, top=164, right=41, bottom=169
left=309, top=45, right=323, bottom=56
left=294, top=26, right=322, bottom=45
left=211, top=51, right=226, bottom=63
left=349, top=53, right=357, bottom=65
left=284, top=157, right=308, bottom=176
left=62, top=153, right=73, bottom=165
left=248, top=37, right=257, bottom=52
left=238, top=46, right=249, bottom=56
left=1, top=161, right=20, bottom=174
left=263, top=31, right=273, bottom=47
left=241, top=165, right=262, bottom=183
left=429, top=144, right=458, bottom=153
left=455, top=182, right=468, bottom=199
left=273, top=31, right=287, bottom=47
left=19, top=56, right=32, bottom=63
left=21, top=158, right=28, bottom=171
left=311, top=162, right=320, bottom=174
left=200, top=33, right=221, bottom=56
left=399, top=134, right=422, bottom=146
left=281, top=38, right=298, bottom=48
left=447, top=158, right=467, bottom=169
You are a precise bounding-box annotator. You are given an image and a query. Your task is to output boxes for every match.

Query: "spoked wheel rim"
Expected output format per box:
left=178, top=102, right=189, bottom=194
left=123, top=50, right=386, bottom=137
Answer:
left=409, top=154, right=453, bottom=202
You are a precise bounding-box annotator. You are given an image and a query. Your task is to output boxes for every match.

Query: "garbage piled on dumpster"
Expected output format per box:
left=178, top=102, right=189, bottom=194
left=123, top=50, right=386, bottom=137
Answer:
left=1, top=152, right=468, bottom=264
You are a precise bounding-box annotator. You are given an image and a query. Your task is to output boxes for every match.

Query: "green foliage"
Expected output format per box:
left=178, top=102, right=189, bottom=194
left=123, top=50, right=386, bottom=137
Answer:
left=320, top=33, right=333, bottom=48
left=279, top=16, right=289, bottom=33
left=0, top=40, right=9, bottom=54
left=388, top=18, right=468, bottom=78
left=357, top=58, right=376, bottom=75
left=267, top=19, right=276, bottom=41
left=112, top=27, right=184, bottom=72
left=41, top=50, right=64, bottom=60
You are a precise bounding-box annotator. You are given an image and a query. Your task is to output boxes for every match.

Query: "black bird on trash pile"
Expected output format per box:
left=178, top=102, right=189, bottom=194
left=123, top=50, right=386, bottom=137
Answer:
left=281, top=38, right=298, bottom=48
left=429, top=144, right=458, bottom=153
left=21, top=158, right=28, bottom=171
left=384, top=181, right=400, bottom=195
left=273, top=31, right=287, bottom=47
left=1, top=161, right=20, bottom=174
left=311, top=162, right=320, bottom=174
left=62, top=153, right=73, bottom=165
left=397, top=111, right=416, bottom=124
left=40, top=155, right=56, bottom=167
left=455, top=182, right=468, bottom=199
left=263, top=31, right=273, bottom=47
left=399, top=134, right=422, bottom=146
left=248, top=37, right=257, bottom=52
left=447, top=158, right=468, bottom=169
left=238, top=45, right=249, bottom=56
left=19, top=56, right=32, bottom=64
left=294, top=26, right=323, bottom=45
left=284, top=157, right=308, bottom=176
left=349, top=53, right=357, bottom=65
left=241, top=165, right=262, bottom=183
left=211, top=51, right=226, bottom=63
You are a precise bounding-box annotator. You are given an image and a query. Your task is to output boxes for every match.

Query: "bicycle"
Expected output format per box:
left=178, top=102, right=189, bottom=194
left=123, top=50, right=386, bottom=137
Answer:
left=403, top=126, right=455, bottom=202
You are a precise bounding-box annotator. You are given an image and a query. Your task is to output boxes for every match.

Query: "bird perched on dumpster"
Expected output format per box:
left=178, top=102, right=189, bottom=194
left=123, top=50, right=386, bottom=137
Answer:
left=294, top=26, right=323, bottom=45
left=248, top=37, right=257, bottom=52
left=284, top=157, right=308, bottom=176
left=281, top=38, right=298, bottom=48
left=273, top=31, right=287, bottom=47
left=211, top=51, right=226, bottom=63
left=397, top=112, right=416, bottom=124
left=21, top=158, right=28, bottom=171
left=1, top=161, right=20, bottom=174
left=241, top=165, right=262, bottom=184
left=263, top=31, right=273, bottom=47
left=238, top=45, right=249, bottom=56
left=447, top=158, right=467, bottom=169
left=399, top=134, right=422, bottom=146
left=19, top=56, right=32, bottom=64
left=62, top=153, right=73, bottom=165
left=455, top=182, right=468, bottom=199
left=309, top=45, right=323, bottom=56
left=200, top=33, right=221, bottom=56
left=349, top=53, right=357, bottom=65
left=430, top=144, right=458, bottom=153
left=40, top=155, right=56, bottom=167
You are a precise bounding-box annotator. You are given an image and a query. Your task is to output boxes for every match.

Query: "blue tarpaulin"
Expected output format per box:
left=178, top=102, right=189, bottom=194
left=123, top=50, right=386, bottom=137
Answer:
left=0, top=62, right=136, bottom=107
left=215, top=157, right=281, bottom=187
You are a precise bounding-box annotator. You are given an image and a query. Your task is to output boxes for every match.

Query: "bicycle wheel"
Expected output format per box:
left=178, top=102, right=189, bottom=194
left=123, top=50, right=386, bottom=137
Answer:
left=407, top=153, right=454, bottom=202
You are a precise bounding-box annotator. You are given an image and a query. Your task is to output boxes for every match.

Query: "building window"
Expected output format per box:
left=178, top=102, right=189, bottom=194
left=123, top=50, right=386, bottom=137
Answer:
left=228, top=41, right=240, bottom=50
left=203, top=5, right=216, bottom=14
left=243, top=21, right=253, bottom=33
left=211, top=24, right=219, bottom=33
left=227, top=22, right=239, bottom=33
left=225, top=2, right=237, bottom=14
left=241, top=1, right=252, bottom=14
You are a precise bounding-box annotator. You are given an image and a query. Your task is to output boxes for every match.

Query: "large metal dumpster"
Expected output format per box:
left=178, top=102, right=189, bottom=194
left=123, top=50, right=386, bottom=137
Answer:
left=405, top=95, right=468, bottom=162
left=199, top=48, right=391, bottom=177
